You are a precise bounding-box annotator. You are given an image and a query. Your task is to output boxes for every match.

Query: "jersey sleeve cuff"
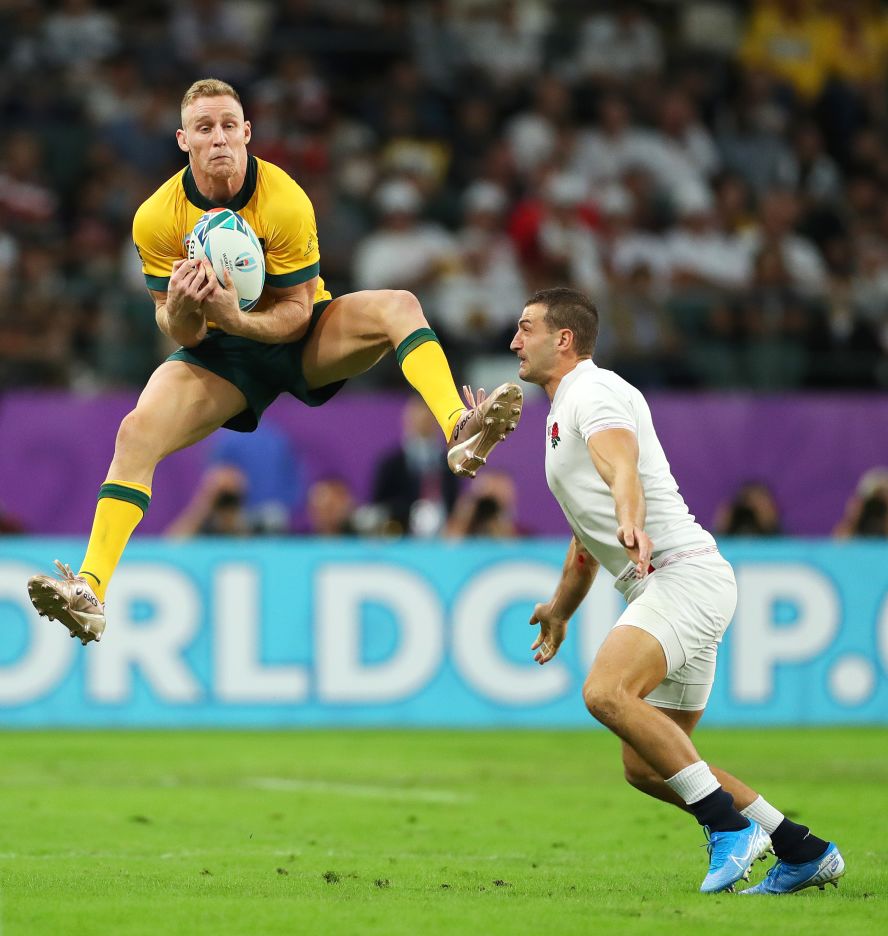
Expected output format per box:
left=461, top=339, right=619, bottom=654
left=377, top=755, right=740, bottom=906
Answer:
left=582, top=421, right=637, bottom=442
left=265, top=261, right=320, bottom=287
left=144, top=273, right=170, bottom=291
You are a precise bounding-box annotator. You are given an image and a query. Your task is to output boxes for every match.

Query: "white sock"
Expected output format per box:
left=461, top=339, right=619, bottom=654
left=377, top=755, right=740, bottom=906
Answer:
left=665, top=760, right=720, bottom=805
left=741, top=795, right=784, bottom=834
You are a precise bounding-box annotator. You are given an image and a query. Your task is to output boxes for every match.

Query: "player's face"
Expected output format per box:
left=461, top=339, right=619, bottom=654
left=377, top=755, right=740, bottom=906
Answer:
left=510, top=303, right=559, bottom=385
left=177, top=96, right=252, bottom=181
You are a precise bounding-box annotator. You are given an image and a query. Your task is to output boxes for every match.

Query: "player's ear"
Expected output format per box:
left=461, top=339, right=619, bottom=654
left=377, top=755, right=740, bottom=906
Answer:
left=243, top=121, right=251, bottom=145
left=175, top=128, right=189, bottom=154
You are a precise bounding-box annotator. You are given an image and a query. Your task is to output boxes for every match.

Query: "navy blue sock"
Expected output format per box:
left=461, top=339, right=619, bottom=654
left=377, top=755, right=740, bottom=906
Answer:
left=688, top=788, right=749, bottom=832
left=770, top=819, right=829, bottom=864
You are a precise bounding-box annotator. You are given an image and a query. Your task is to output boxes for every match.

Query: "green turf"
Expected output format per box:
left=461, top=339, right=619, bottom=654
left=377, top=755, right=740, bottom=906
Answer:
left=0, top=728, right=884, bottom=935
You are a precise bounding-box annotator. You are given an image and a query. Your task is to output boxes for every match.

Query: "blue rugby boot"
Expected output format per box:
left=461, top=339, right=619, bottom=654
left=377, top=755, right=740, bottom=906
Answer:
left=742, top=843, right=844, bottom=894
left=700, top=820, right=771, bottom=893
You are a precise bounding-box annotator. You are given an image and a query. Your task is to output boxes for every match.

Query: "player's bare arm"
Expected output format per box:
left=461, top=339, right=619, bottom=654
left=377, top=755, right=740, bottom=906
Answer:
left=153, top=259, right=213, bottom=347
left=199, top=267, right=317, bottom=343
left=586, top=429, right=653, bottom=576
left=530, top=535, right=600, bottom=664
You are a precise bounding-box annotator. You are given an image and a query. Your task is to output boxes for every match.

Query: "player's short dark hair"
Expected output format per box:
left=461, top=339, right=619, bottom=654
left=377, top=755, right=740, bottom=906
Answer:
left=525, top=287, right=599, bottom=356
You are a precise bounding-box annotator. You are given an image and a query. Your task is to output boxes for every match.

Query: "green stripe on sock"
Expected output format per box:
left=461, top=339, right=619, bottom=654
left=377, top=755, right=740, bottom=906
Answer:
left=395, top=327, right=438, bottom=368
left=98, top=483, right=151, bottom=515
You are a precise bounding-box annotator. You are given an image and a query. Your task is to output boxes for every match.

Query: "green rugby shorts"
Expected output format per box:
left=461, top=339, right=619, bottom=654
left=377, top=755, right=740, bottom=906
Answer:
left=167, top=299, right=344, bottom=432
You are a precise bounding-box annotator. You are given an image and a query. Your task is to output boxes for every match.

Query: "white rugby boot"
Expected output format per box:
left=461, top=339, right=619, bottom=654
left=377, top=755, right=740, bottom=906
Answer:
left=27, top=561, right=106, bottom=645
left=447, top=383, right=523, bottom=478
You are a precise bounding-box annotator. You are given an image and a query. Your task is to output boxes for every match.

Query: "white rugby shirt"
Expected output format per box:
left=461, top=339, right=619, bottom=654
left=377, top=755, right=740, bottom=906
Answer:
left=544, top=360, right=716, bottom=580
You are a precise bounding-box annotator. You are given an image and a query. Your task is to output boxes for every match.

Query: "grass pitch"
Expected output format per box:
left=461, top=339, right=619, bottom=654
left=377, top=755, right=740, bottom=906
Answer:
left=0, top=728, right=885, bottom=936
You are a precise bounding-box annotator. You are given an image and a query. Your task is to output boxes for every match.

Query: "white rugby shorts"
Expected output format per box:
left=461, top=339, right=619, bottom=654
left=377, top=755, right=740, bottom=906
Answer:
left=616, top=549, right=737, bottom=711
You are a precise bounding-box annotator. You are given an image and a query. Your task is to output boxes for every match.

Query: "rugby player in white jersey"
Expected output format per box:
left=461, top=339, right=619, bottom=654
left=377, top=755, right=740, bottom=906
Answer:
left=505, top=286, right=843, bottom=894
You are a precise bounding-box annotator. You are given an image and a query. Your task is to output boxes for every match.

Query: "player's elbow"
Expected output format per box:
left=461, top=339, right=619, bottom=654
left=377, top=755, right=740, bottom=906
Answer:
left=277, top=301, right=313, bottom=342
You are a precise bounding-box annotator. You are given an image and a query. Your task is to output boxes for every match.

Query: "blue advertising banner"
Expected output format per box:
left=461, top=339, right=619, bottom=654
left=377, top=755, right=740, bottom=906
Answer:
left=1, top=539, right=886, bottom=726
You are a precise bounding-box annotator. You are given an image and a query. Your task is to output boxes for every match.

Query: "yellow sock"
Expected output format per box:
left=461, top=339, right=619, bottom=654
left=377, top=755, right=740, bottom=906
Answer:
left=79, top=480, right=152, bottom=602
left=397, top=328, right=465, bottom=439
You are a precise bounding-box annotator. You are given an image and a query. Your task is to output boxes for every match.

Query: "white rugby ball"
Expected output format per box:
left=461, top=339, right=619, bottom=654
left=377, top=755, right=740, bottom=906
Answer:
left=188, top=208, right=265, bottom=312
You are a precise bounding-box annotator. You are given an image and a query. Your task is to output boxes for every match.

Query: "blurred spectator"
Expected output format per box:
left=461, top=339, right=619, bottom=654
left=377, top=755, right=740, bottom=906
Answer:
left=0, top=131, right=58, bottom=234
left=570, top=92, right=650, bottom=186
left=169, top=0, right=265, bottom=84
left=715, top=481, right=783, bottom=536
left=834, top=467, right=888, bottom=537
left=42, top=0, right=120, bottom=71
left=505, top=75, right=572, bottom=177
left=518, top=171, right=605, bottom=297
left=305, top=477, right=358, bottom=537
left=569, top=3, right=664, bottom=83
left=0, top=500, right=26, bottom=534
left=370, top=397, right=458, bottom=537
left=207, top=422, right=306, bottom=534
left=715, top=71, right=795, bottom=195
left=0, top=243, right=75, bottom=387
left=446, top=470, right=523, bottom=539
left=352, top=179, right=456, bottom=305
left=603, top=262, right=685, bottom=388
left=458, top=0, right=546, bottom=92
left=822, top=1, right=887, bottom=95
left=739, top=0, right=833, bottom=102
left=1, top=0, right=887, bottom=394
left=783, top=120, right=842, bottom=205
left=739, top=189, right=827, bottom=296
left=667, top=183, right=750, bottom=291
left=434, top=181, right=527, bottom=359
left=165, top=466, right=251, bottom=538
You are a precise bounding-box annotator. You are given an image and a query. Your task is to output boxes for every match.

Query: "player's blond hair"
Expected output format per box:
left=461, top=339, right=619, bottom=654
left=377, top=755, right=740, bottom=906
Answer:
left=180, top=79, right=243, bottom=124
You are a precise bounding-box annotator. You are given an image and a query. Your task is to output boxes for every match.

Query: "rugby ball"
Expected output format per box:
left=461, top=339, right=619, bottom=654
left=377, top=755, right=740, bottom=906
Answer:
left=188, top=208, right=265, bottom=312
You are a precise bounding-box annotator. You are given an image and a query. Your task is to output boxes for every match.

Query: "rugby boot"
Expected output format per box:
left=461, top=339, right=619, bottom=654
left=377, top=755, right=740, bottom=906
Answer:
left=741, top=843, right=845, bottom=894
left=447, top=383, right=523, bottom=478
left=27, top=560, right=105, bottom=645
left=700, top=820, right=771, bottom=893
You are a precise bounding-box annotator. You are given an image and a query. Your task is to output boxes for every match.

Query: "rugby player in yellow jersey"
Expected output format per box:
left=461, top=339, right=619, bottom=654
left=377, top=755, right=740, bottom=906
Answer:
left=26, top=78, right=522, bottom=644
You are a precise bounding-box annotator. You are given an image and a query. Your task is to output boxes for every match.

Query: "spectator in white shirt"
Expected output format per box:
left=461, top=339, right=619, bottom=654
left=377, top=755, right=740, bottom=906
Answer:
left=666, top=183, right=752, bottom=292
left=352, top=179, right=456, bottom=306
left=434, top=181, right=527, bottom=350
left=739, top=190, right=827, bottom=296
left=534, top=172, right=607, bottom=298
left=570, top=4, right=664, bottom=82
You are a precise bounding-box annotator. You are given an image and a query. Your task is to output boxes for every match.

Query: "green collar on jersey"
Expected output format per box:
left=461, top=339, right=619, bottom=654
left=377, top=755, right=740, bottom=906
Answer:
left=182, top=154, right=258, bottom=211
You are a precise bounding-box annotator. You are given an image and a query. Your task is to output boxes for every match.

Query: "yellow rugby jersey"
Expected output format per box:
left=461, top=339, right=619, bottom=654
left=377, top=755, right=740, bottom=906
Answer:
left=132, top=154, right=331, bottom=304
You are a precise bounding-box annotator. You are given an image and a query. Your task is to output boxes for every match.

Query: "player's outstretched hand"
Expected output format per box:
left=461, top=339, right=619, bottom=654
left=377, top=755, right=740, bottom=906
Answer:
left=529, top=602, right=568, bottom=665
left=617, top=525, right=653, bottom=578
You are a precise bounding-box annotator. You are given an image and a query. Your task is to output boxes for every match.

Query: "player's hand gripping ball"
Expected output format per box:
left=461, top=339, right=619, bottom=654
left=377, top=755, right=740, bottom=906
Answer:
left=188, top=208, right=265, bottom=312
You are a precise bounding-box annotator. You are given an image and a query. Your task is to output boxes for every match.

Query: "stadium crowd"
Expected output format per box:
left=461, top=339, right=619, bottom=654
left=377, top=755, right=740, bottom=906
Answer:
left=2, top=0, right=888, bottom=394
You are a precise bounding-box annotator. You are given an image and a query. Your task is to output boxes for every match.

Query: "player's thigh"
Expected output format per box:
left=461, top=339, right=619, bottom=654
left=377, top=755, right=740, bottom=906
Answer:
left=123, top=361, right=247, bottom=458
left=585, top=623, right=669, bottom=700
left=301, top=290, right=398, bottom=388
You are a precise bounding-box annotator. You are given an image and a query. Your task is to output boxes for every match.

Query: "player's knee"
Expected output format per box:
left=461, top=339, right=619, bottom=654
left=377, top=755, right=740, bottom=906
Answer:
left=115, top=410, right=143, bottom=451
left=382, top=289, right=424, bottom=325
left=582, top=677, right=625, bottom=727
left=115, top=409, right=161, bottom=461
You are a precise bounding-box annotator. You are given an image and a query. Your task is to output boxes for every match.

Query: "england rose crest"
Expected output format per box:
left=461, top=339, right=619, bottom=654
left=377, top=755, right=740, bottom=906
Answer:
left=550, top=421, right=561, bottom=449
